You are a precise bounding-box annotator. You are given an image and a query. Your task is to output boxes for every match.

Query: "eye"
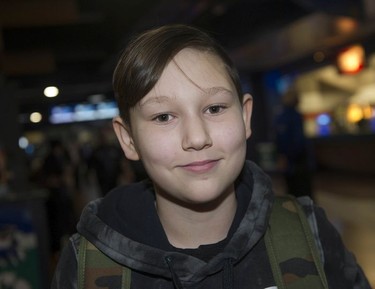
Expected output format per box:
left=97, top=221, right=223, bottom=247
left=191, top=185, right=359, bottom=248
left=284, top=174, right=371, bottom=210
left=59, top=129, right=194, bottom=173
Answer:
left=206, top=105, right=226, bottom=114
left=153, top=113, right=173, bottom=123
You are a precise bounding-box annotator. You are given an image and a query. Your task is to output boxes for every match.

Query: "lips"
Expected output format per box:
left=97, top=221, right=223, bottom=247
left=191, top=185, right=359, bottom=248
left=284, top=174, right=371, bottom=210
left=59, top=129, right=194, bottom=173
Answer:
left=180, top=159, right=219, bottom=173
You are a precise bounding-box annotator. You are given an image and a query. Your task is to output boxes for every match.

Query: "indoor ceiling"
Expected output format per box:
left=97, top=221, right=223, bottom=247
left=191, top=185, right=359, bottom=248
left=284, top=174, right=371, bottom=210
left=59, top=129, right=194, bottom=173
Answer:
left=1, top=0, right=374, bottom=116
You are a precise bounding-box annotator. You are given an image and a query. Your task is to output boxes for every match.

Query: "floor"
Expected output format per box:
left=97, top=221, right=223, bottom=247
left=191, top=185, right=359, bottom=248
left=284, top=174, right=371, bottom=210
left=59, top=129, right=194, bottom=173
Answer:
left=315, top=190, right=375, bottom=287
left=272, top=173, right=375, bottom=287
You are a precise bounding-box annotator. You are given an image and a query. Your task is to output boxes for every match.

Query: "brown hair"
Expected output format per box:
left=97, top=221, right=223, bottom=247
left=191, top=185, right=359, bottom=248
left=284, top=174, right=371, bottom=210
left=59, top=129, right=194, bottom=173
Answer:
left=113, top=24, right=243, bottom=124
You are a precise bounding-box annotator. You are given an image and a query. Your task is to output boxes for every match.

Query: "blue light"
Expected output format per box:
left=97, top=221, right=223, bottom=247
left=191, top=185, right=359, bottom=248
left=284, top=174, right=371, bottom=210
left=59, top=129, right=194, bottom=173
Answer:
left=316, top=113, right=331, bottom=136
left=316, top=114, right=331, bottom=126
left=49, top=101, right=119, bottom=124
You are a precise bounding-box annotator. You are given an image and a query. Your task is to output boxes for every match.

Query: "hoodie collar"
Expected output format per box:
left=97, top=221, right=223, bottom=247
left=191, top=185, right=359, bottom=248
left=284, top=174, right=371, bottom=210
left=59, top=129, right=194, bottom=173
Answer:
left=77, top=160, right=274, bottom=283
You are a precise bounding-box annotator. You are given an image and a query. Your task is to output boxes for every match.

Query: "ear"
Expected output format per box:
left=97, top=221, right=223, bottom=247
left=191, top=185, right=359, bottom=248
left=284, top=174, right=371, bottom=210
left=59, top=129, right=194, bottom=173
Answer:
left=242, top=93, right=253, bottom=139
left=112, top=116, right=140, bottom=161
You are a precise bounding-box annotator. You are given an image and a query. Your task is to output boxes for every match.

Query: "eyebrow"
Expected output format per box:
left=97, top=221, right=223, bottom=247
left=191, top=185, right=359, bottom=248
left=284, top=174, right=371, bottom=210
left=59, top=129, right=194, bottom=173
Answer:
left=139, top=95, right=171, bottom=107
left=139, top=86, right=234, bottom=107
left=203, top=86, right=233, bottom=96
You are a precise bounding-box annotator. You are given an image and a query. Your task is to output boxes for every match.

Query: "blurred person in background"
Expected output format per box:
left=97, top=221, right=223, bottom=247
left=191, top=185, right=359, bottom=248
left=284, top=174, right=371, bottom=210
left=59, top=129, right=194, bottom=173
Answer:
left=88, top=126, right=135, bottom=196
left=40, top=139, right=76, bottom=261
left=275, top=84, right=313, bottom=199
left=0, top=146, right=12, bottom=196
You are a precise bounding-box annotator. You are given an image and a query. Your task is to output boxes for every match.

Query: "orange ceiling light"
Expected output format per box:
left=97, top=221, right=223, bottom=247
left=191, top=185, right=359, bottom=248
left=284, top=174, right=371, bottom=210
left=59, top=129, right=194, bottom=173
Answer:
left=337, top=44, right=365, bottom=74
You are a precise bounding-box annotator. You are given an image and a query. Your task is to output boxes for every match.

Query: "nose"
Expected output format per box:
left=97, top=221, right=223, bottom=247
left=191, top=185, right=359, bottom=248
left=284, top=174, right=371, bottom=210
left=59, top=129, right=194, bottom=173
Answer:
left=181, top=117, right=212, bottom=151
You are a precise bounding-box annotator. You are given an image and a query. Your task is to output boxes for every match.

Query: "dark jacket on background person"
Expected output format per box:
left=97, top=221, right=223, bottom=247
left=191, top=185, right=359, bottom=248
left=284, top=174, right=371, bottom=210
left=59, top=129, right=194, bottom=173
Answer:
left=51, top=161, right=370, bottom=289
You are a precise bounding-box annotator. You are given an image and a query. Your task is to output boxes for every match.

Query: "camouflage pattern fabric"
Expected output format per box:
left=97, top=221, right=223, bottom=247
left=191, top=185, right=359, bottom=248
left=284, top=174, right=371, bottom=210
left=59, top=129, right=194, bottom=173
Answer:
left=265, top=195, right=329, bottom=289
left=77, top=195, right=329, bottom=289
left=78, top=236, right=131, bottom=289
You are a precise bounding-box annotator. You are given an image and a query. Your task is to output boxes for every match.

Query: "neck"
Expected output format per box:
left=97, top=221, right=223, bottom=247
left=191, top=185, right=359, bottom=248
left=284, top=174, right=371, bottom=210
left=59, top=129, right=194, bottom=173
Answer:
left=155, top=186, right=237, bottom=249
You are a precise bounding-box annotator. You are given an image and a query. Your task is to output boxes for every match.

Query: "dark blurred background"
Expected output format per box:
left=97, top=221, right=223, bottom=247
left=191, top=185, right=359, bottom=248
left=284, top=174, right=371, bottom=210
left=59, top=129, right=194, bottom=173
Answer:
left=0, top=0, right=374, bottom=288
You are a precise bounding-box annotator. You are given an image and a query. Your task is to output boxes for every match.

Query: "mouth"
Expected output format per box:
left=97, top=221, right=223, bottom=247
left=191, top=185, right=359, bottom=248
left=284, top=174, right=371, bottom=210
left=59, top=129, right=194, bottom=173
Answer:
left=180, top=159, right=220, bottom=173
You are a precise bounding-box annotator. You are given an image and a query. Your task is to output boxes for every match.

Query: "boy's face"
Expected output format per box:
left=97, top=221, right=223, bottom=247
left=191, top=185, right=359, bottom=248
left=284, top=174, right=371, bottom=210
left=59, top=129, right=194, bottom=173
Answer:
left=114, top=48, right=252, bottom=206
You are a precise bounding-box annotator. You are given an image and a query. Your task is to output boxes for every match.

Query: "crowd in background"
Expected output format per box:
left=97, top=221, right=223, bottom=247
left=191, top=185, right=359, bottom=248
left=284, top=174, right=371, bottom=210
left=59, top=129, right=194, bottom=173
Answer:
left=0, top=124, right=146, bottom=267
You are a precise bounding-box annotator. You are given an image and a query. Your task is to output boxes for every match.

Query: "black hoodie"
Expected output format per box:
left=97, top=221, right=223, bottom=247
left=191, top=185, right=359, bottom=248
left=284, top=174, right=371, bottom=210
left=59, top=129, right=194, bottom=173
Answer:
left=52, top=161, right=370, bottom=289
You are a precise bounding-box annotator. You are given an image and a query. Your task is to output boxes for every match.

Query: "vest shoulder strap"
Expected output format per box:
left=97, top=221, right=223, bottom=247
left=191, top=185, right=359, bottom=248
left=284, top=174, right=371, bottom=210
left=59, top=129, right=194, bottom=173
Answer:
left=265, top=194, right=329, bottom=289
left=77, top=236, right=131, bottom=289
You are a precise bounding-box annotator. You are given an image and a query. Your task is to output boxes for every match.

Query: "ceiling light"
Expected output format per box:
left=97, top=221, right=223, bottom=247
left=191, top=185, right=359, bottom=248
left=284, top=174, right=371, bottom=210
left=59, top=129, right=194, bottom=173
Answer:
left=18, top=137, right=29, bottom=149
left=30, top=112, right=42, bottom=123
left=335, top=17, right=358, bottom=34
left=337, top=45, right=365, bottom=74
left=44, top=86, right=59, bottom=98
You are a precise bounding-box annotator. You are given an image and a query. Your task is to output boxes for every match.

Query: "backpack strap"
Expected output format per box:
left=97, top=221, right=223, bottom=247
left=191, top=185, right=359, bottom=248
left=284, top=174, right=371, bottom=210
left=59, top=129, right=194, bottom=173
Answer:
left=78, top=235, right=131, bottom=289
left=265, top=195, right=329, bottom=289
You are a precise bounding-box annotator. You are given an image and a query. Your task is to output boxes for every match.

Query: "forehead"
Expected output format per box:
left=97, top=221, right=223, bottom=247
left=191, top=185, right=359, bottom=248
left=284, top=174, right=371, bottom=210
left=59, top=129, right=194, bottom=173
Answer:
left=141, top=48, right=235, bottom=103
left=173, top=48, right=232, bottom=89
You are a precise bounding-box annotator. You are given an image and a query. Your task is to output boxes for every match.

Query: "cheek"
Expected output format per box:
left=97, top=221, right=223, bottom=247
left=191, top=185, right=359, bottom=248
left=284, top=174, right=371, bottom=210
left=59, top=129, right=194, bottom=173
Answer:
left=214, top=118, right=247, bottom=150
left=135, top=128, right=178, bottom=164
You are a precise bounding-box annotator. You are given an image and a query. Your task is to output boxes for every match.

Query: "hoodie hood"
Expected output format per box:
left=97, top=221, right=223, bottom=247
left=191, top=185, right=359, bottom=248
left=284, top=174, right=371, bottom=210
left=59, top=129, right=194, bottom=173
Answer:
left=77, top=160, right=274, bottom=284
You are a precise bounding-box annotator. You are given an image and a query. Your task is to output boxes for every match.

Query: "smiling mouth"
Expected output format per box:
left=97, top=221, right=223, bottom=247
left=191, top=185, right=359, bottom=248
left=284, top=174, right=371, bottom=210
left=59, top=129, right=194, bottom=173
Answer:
left=180, top=159, right=220, bottom=173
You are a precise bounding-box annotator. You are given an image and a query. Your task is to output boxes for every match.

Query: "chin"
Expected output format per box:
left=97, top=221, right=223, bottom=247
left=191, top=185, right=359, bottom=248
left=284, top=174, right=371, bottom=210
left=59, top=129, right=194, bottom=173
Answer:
left=182, top=183, right=235, bottom=208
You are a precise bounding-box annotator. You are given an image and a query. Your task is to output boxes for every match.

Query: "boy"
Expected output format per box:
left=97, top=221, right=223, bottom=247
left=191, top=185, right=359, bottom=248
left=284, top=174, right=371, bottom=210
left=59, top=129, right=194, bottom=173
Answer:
left=52, top=24, right=370, bottom=289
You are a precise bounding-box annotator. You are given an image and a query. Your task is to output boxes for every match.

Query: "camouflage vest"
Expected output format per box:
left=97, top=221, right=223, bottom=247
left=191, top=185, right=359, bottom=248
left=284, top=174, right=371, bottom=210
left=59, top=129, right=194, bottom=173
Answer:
left=78, top=195, right=329, bottom=289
